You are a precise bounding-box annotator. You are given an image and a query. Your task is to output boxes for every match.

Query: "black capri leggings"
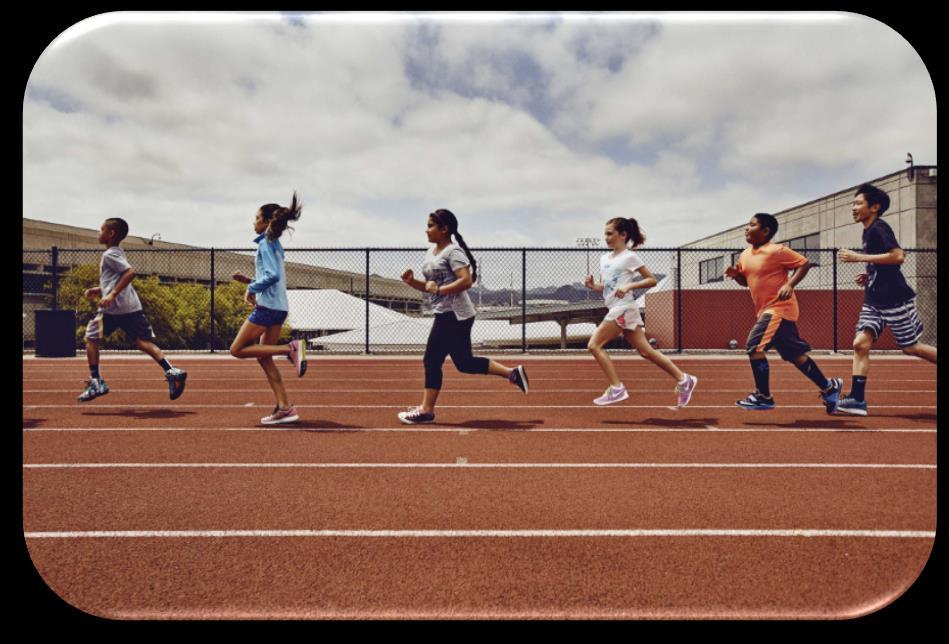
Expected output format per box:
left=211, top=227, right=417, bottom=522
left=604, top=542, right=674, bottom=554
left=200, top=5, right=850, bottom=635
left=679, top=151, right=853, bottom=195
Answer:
left=423, top=312, right=491, bottom=390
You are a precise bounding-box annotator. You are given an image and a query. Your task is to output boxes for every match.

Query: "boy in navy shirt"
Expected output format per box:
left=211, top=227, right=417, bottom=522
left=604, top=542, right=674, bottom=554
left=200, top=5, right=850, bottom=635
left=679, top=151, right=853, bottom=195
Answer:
left=836, top=183, right=936, bottom=415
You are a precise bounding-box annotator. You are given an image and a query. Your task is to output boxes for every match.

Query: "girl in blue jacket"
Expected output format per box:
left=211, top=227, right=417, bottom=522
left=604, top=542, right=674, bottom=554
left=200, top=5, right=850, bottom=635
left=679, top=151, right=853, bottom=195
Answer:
left=231, top=192, right=307, bottom=425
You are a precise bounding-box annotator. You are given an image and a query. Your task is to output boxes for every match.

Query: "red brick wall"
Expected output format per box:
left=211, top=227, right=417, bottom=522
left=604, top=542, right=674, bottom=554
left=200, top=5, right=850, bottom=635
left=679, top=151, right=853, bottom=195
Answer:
left=644, top=290, right=899, bottom=351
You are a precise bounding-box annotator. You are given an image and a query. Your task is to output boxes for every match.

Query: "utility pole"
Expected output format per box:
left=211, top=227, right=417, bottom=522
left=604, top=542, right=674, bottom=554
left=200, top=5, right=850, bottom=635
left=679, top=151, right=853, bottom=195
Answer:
left=576, top=237, right=600, bottom=300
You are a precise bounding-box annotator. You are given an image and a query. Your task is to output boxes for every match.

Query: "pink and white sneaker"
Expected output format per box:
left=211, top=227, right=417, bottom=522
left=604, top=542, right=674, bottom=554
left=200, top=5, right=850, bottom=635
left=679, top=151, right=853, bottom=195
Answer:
left=288, top=339, right=307, bottom=377
left=593, top=384, right=628, bottom=406
left=675, top=374, right=698, bottom=407
left=261, top=405, right=299, bottom=425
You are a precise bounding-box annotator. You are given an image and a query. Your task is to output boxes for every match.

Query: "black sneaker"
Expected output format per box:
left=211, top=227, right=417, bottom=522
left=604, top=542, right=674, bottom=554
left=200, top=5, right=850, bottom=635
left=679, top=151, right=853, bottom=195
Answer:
left=509, top=365, right=529, bottom=394
left=398, top=406, right=435, bottom=425
left=165, top=368, right=187, bottom=400
left=736, top=392, right=775, bottom=410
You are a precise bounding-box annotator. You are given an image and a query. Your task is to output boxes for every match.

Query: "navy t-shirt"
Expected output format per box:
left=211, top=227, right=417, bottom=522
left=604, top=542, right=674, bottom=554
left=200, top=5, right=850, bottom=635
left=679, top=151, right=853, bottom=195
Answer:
left=862, top=218, right=915, bottom=308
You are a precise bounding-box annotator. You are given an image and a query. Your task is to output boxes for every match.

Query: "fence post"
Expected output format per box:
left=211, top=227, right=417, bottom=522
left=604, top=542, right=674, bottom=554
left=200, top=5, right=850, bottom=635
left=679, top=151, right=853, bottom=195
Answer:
left=210, top=248, right=216, bottom=353
left=832, top=248, right=838, bottom=353
left=521, top=248, right=527, bottom=353
left=51, top=246, right=59, bottom=310
left=365, top=249, right=371, bottom=355
left=676, top=248, right=683, bottom=353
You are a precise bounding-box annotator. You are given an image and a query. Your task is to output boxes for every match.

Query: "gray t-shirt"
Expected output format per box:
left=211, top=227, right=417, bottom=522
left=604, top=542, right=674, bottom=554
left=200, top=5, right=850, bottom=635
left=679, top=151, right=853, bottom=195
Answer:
left=99, top=246, right=143, bottom=315
left=421, top=244, right=477, bottom=320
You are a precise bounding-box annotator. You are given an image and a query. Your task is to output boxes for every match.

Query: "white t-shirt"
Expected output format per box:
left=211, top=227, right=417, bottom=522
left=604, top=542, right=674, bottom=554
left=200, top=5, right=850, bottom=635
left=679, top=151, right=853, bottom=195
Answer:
left=99, top=246, right=143, bottom=315
left=599, top=249, right=645, bottom=310
left=421, top=243, right=477, bottom=320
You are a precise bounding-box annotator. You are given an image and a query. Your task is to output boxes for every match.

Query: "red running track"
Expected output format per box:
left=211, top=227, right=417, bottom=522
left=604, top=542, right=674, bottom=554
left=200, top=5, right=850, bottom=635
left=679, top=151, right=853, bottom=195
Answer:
left=22, top=356, right=937, bottom=619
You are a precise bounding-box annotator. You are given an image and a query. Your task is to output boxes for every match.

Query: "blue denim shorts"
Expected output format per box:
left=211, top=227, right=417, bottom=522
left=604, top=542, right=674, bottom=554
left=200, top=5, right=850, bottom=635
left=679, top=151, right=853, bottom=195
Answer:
left=248, top=305, right=288, bottom=327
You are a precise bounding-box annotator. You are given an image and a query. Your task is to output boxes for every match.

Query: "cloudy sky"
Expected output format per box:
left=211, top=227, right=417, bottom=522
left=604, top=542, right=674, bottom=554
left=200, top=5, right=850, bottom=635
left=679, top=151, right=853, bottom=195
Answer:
left=24, top=12, right=935, bottom=252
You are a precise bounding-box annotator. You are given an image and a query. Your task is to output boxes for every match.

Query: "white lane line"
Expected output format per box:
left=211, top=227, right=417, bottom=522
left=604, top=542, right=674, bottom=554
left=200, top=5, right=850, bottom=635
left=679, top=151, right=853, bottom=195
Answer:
left=23, top=529, right=936, bottom=539
left=22, top=404, right=939, bottom=409
left=23, top=462, right=936, bottom=469
left=23, top=427, right=937, bottom=434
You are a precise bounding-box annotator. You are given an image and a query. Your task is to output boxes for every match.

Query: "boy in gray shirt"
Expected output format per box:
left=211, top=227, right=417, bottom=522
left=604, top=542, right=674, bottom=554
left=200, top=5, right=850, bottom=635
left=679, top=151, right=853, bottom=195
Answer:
left=78, top=218, right=187, bottom=401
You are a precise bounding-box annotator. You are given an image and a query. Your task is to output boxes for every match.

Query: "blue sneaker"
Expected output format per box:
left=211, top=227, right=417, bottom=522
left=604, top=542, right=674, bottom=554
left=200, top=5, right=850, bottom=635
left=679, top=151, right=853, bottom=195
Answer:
left=736, top=392, right=775, bottom=410
left=835, top=396, right=868, bottom=417
left=78, top=378, right=110, bottom=402
left=820, top=377, right=843, bottom=415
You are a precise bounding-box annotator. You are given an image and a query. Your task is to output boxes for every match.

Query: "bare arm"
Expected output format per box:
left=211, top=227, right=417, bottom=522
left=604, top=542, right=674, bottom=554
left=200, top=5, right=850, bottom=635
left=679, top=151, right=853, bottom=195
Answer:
left=583, top=274, right=604, bottom=293
left=426, top=266, right=473, bottom=296
left=98, top=269, right=136, bottom=308
left=777, top=262, right=810, bottom=300
left=725, top=265, right=748, bottom=287
left=838, top=247, right=904, bottom=265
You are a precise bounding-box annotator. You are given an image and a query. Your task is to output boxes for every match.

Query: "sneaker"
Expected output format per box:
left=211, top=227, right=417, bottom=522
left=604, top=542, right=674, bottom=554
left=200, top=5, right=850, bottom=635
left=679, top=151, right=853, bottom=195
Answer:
left=78, top=378, right=109, bottom=402
left=288, top=339, right=307, bottom=377
left=509, top=365, right=529, bottom=394
left=834, top=396, right=868, bottom=417
left=820, top=377, right=843, bottom=415
left=675, top=374, right=698, bottom=407
left=165, top=367, right=188, bottom=400
left=594, top=384, right=628, bottom=406
left=261, top=405, right=300, bottom=425
left=736, top=392, right=775, bottom=410
left=397, top=406, right=436, bottom=425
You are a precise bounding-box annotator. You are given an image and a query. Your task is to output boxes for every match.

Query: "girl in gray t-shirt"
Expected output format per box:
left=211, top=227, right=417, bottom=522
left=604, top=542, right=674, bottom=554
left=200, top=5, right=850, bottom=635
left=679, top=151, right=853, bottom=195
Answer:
left=397, top=209, right=529, bottom=424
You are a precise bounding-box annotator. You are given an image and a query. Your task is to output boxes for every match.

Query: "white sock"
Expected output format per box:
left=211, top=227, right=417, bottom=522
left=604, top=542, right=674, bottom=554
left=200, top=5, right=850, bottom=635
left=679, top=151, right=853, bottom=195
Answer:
left=679, top=375, right=689, bottom=385
left=612, top=384, right=624, bottom=392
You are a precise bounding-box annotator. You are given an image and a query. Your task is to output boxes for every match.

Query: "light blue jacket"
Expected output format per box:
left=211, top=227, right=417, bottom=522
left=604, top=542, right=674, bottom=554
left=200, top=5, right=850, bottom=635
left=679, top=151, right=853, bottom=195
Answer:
left=248, top=233, right=288, bottom=311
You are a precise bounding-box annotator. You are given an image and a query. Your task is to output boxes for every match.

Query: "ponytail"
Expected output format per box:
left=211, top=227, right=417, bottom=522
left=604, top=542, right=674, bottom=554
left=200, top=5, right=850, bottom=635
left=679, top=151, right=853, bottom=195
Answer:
left=431, top=208, right=477, bottom=283
left=607, top=216, right=645, bottom=248
left=453, top=231, right=478, bottom=283
left=263, top=191, right=303, bottom=241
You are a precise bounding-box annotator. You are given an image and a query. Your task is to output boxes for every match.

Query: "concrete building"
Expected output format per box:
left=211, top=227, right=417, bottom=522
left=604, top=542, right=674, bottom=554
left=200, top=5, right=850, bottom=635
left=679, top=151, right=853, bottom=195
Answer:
left=645, top=166, right=937, bottom=350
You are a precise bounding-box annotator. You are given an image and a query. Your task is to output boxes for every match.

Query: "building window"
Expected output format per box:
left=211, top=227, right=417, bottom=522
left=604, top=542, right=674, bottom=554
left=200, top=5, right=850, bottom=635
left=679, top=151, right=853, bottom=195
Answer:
left=785, top=232, right=822, bottom=266
left=699, top=256, right=724, bottom=284
left=730, top=251, right=742, bottom=268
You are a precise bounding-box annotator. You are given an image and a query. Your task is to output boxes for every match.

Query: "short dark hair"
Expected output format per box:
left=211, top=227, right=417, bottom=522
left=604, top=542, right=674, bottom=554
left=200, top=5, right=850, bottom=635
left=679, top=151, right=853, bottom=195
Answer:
left=104, top=218, right=129, bottom=243
left=855, top=183, right=890, bottom=216
left=753, top=213, right=778, bottom=241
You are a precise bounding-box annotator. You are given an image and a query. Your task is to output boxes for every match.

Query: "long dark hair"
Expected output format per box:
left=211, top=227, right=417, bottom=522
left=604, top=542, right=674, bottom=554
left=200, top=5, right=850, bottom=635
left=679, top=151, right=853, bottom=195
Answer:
left=607, top=217, right=645, bottom=248
left=260, top=192, right=302, bottom=241
left=430, top=208, right=477, bottom=283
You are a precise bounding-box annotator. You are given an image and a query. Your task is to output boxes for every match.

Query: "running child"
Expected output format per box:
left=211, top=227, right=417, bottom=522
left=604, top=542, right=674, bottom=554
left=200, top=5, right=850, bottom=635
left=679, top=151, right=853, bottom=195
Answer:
left=78, top=218, right=187, bottom=402
left=835, top=183, right=936, bottom=416
left=724, top=213, right=842, bottom=412
left=584, top=217, right=698, bottom=406
left=397, top=209, right=529, bottom=424
left=230, top=193, right=307, bottom=425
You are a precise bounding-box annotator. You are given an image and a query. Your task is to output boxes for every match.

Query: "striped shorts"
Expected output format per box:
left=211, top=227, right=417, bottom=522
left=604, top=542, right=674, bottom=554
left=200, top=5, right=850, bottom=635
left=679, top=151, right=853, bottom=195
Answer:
left=856, top=299, right=924, bottom=348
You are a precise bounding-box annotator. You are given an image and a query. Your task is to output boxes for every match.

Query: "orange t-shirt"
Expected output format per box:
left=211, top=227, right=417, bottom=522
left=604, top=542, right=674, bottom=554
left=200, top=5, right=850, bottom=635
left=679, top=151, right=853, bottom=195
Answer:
left=736, top=242, right=809, bottom=321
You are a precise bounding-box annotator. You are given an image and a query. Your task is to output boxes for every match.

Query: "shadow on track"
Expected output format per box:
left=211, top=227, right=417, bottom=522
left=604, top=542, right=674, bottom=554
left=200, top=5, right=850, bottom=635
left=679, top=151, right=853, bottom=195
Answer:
left=604, top=417, right=720, bottom=429
left=82, top=409, right=196, bottom=420
left=23, top=418, right=47, bottom=428
left=444, top=419, right=545, bottom=431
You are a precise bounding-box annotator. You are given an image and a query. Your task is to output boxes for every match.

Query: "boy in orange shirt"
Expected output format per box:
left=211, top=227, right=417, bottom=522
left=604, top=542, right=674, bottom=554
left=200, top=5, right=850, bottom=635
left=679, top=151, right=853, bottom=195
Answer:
left=725, top=213, right=842, bottom=412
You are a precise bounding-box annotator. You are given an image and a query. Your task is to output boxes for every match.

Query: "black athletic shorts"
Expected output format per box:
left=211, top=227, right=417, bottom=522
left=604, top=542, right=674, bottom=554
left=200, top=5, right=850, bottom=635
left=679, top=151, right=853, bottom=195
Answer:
left=745, top=312, right=811, bottom=361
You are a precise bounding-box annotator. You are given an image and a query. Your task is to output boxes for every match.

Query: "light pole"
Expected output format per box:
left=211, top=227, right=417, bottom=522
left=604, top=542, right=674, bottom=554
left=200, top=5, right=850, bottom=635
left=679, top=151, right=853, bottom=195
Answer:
left=576, top=237, right=600, bottom=300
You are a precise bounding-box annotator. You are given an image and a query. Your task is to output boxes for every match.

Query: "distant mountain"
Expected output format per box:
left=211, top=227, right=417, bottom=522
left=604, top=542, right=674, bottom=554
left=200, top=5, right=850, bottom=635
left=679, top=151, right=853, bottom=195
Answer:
left=471, top=274, right=665, bottom=306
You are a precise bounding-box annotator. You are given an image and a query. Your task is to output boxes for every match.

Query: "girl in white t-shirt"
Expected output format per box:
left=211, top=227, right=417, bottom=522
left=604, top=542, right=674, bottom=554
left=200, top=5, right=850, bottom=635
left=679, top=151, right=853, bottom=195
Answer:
left=397, top=209, right=529, bottom=424
left=584, top=217, right=698, bottom=406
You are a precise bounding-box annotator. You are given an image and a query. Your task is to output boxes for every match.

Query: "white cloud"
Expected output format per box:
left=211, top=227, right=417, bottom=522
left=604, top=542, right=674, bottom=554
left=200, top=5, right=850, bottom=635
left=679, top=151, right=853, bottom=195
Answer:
left=24, top=12, right=935, bottom=251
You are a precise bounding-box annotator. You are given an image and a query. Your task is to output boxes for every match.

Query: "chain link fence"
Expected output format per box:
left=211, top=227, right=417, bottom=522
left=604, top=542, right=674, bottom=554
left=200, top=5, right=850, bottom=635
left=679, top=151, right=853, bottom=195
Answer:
left=23, top=247, right=936, bottom=353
